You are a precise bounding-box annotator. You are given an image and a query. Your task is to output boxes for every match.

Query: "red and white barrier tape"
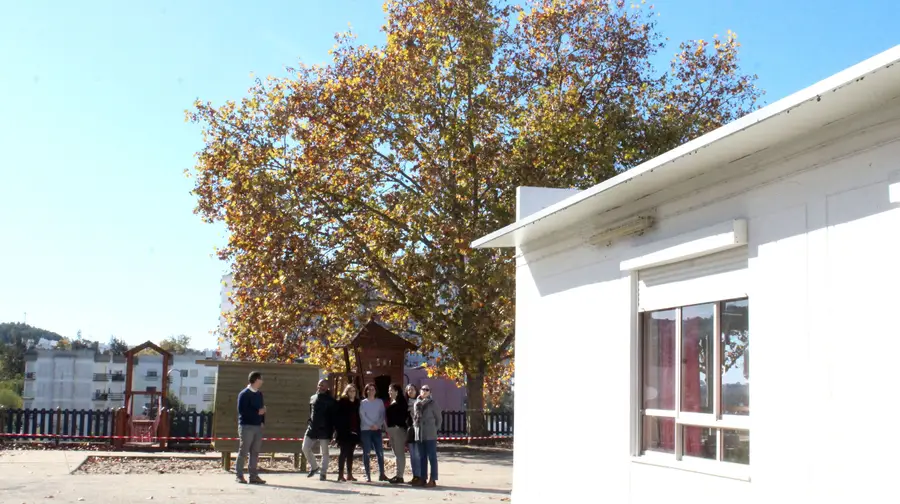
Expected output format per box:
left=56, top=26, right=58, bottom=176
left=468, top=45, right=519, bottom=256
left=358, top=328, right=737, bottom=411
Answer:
left=0, top=433, right=512, bottom=442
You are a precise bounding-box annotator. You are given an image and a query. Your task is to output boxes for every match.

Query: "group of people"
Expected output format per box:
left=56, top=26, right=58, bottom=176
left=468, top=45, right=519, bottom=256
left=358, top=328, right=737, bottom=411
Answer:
left=234, top=371, right=443, bottom=488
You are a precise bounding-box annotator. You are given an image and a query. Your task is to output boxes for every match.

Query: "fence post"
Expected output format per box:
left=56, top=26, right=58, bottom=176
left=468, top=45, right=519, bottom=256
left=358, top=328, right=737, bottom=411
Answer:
left=159, top=408, right=170, bottom=450
left=113, top=408, right=127, bottom=450
left=54, top=407, right=61, bottom=446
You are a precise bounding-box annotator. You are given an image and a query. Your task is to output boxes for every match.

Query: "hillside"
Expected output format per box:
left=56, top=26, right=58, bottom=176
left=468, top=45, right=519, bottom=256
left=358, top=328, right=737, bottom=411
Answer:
left=0, top=322, right=64, bottom=345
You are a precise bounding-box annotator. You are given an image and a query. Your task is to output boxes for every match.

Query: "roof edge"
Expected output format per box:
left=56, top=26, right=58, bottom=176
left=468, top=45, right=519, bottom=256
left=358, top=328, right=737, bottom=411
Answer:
left=472, top=44, right=900, bottom=249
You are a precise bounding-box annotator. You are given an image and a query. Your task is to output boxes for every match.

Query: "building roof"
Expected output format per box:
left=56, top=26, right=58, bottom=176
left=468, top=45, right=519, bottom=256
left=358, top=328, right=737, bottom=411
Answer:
left=341, top=319, right=418, bottom=351
left=472, top=45, right=900, bottom=249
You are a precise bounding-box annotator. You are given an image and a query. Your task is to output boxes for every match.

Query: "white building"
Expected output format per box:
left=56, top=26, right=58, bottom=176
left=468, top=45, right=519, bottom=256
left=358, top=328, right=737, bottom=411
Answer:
left=218, top=273, right=234, bottom=358
left=473, top=46, right=900, bottom=503
left=23, top=349, right=219, bottom=412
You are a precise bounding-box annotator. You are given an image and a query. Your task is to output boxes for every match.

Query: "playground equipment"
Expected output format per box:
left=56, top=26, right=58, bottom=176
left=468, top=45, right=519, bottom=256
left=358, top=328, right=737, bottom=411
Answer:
left=115, top=341, right=172, bottom=450
left=333, top=319, right=418, bottom=401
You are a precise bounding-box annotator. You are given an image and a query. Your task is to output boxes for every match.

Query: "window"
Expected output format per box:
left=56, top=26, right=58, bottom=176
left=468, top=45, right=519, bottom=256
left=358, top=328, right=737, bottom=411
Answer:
left=640, top=299, right=749, bottom=465
left=189, top=369, right=198, bottom=378
left=179, top=386, right=187, bottom=396
left=180, top=369, right=188, bottom=378
left=187, top=404, right=197, bottom=412
left=189, top=387, right=198, bottom=396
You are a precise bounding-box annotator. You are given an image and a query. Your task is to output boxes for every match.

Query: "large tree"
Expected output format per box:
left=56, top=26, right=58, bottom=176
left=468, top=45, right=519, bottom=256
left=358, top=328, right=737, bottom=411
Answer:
left=188, top=0, right=760, bottom=433
left=159, top=335, right=196, bottom=355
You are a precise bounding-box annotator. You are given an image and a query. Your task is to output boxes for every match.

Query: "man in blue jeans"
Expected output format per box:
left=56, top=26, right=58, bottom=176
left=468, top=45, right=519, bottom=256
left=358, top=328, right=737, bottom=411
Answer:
left=235, top=371, right=266, bottom=484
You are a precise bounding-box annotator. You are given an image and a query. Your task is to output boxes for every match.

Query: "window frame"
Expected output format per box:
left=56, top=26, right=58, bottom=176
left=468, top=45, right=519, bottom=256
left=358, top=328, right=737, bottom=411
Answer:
left=635, top=296, right=750, bottom=472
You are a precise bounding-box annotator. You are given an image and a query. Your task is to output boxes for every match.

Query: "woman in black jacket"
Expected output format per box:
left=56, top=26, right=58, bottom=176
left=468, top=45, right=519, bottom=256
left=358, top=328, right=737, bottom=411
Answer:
left=334, top=384, right=361, bottom=482
left=385, top=383, right=408, bottom=483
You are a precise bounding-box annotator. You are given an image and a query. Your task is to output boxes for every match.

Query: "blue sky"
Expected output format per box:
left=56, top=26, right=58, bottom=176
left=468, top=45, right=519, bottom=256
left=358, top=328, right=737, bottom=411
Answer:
left=1, top=0, right=897, bottom=350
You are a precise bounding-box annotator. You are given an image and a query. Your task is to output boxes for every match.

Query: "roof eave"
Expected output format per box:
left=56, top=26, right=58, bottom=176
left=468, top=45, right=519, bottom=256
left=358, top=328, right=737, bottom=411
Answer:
left=471, top=45, right=900, bottom=250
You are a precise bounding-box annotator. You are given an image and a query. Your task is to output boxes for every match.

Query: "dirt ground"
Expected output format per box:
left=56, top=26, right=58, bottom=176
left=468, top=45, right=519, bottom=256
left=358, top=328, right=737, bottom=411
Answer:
left=1, top=446, right=513, bottom=504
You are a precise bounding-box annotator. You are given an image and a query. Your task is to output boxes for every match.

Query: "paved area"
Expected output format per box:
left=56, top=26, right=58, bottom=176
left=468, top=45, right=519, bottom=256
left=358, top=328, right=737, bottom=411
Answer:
left=0, top=448, right=512, bottom=503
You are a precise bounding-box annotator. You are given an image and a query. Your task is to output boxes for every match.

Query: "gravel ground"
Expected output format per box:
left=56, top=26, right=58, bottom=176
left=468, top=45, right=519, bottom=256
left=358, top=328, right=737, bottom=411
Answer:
left=77, top=454, right=413, bottom=477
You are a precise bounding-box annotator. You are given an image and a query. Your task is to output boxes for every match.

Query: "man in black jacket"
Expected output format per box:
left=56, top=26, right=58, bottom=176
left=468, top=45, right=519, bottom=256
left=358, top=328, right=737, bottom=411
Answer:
left=301, top=379, right=337, bottom=480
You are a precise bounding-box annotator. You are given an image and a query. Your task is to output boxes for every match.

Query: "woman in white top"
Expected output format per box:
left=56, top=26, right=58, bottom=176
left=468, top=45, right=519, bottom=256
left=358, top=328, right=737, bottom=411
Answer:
left=359, top=383, right=388, bottom=482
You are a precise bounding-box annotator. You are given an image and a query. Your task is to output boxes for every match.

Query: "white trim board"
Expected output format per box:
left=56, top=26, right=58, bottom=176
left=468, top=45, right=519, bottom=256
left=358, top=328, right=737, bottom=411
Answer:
left=621, top=219, right=748, bottom=271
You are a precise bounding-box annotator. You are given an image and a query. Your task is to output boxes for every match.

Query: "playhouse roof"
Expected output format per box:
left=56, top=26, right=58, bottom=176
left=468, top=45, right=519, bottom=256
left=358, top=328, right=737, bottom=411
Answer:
left=125, top=340, right=173, bottom=358
left=342, top=319, right=418, bottom=351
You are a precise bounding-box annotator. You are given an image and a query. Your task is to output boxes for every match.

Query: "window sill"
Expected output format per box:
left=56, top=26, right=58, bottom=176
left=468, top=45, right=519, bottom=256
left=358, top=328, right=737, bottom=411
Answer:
left=631, top=453, right=751, bottom=482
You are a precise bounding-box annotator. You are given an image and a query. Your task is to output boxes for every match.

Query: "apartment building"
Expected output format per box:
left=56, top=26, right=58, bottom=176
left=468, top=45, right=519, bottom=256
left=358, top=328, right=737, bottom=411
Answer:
left=23, top=349, right=219, bottom=412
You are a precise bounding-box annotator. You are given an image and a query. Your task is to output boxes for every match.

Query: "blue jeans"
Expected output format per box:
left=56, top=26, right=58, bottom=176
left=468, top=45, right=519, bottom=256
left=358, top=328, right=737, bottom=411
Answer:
left=360, top=430, right=385, bottom=478
left=419, top=439, right=438, bottom=481
left=408, top=441, right=422, bottom=478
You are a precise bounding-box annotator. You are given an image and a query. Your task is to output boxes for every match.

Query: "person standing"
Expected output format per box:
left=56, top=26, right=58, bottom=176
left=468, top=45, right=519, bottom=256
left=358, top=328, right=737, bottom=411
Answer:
left=359, top=383, right=389, bottom=482
left=385, top=383, right=408, bottom=484
left=236, top=371, right=266, bottom=485
left=334, top=384, right=361, bottom=482
left=302, top=378, right=337, bottom=481
left=404, top=384, right=422, bottom=486
left=413, top=385, right=442, bottom=488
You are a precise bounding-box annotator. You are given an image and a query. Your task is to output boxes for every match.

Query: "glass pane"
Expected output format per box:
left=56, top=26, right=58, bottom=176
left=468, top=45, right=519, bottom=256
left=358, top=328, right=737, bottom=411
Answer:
left=681, top=304, right=714, bottom=414
left=723, top=429, right=750, bottom=465
left=642, top=310, right=676, bottom=410
left=642, top=416, right=675, bottom=454
left=683, top=425, right=717, bottom=460
left=721, top=299, right=750, bottom=415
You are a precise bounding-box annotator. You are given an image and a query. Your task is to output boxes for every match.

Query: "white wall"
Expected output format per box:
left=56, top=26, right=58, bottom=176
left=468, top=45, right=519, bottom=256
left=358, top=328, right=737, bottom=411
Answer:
left=218, top=273, right=234, bottom=358
left=24, top=350, right=97, bottom=410
left=512, top=104, right=900, bottom=503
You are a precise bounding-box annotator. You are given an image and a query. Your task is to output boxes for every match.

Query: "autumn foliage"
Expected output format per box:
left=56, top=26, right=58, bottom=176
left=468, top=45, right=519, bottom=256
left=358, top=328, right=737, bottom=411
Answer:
left=187, top=0, right=761, bottom=427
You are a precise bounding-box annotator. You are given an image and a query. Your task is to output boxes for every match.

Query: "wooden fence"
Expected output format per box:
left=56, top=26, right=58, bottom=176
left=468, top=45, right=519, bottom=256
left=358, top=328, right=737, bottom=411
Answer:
left=0, top=407, right=512, bottom=446
left=167, top=410, right=214, bottom=446
left=0, top=408, right=116, bottom=443
left=439, top=410, right=514, bottom=437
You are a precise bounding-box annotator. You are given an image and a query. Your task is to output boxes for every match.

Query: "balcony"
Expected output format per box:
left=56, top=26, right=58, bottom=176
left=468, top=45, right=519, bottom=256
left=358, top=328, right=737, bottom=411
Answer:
left=92, top=392, right=109, bottom=401
left=145, top=372, right=159, bottom=380
left=111, top=373, right=125, bottom=382
left=93, top=373, right=109, bottom=382
left=203, top=376, right=216, bottom=385
left=202, top=393, right=214, bottom=402
left=25, top=372, right=36, bottom=380
left=108, top=393, right=124, bottom=401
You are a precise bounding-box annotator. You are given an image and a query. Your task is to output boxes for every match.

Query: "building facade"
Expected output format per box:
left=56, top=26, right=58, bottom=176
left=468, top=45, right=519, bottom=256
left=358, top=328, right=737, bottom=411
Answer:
left=218, top=273, right=234, bottom=358
left=474, top=47, right=900, bottom=503
left=23, top=349, right=219, bottom=412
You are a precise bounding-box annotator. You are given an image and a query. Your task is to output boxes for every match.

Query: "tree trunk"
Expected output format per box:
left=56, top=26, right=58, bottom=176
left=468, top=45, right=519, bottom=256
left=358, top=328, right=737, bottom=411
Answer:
left=465, top=367, right=487, bottom=441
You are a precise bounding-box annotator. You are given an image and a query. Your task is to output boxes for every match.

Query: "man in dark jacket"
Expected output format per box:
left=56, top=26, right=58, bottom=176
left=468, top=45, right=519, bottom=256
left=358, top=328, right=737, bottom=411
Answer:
left=235, top=371, right=266, bottom=484
left=301, top=378, right=337, bottom=480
